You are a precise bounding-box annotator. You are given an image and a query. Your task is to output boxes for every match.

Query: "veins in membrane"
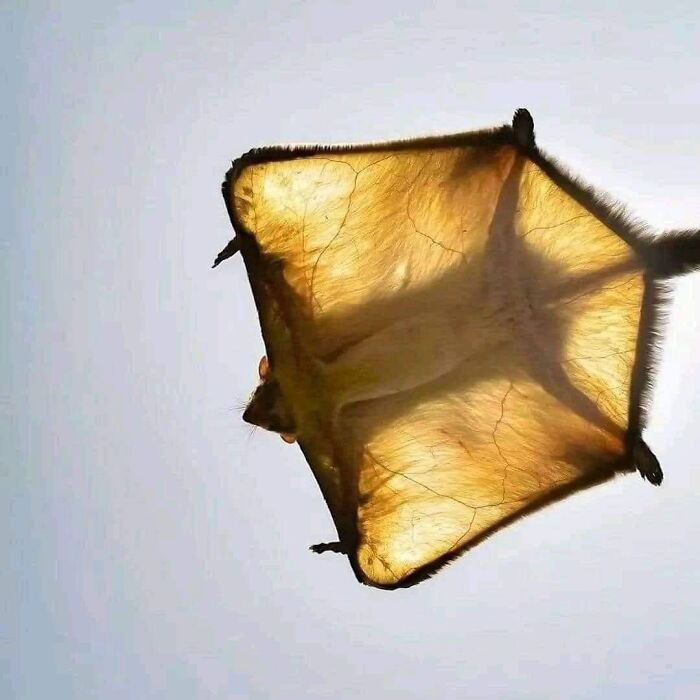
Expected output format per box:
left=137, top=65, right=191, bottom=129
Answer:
left=405, top=157, right=464, bottom=257
left=308, top=155, right=396, bottom=312
left=492, top=382, right=516, bottom=502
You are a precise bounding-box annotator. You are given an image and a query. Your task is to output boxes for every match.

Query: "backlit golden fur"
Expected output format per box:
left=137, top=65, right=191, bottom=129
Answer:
left=220, top=111, right=694, bottom=587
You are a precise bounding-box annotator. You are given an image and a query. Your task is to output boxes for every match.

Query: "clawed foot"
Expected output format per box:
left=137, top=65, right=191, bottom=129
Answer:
left=633, top=438, right=663, bottom=486
left=512, top=108, right=536, bottom=149
left=212, top=237, right=241, bottom=268
left=310, top=541, right=348, bottom=555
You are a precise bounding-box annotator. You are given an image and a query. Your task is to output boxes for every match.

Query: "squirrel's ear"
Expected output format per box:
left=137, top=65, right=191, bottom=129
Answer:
left=258, top=355, right=270, bottom=380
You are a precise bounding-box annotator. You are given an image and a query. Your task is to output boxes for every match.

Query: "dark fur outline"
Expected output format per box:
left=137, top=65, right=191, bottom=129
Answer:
left=220, top=110, right=686, bottom=589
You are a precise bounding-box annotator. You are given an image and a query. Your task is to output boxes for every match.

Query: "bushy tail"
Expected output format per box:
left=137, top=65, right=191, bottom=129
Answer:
left=645, top=230, right=700, bottom=278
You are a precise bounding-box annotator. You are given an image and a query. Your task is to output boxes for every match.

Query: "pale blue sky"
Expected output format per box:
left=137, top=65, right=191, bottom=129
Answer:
left=4, top=2, right=700, bottom=698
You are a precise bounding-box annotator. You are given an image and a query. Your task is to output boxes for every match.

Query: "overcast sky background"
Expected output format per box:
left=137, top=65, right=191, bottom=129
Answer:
left=4, top=2, right=700, bottom=698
